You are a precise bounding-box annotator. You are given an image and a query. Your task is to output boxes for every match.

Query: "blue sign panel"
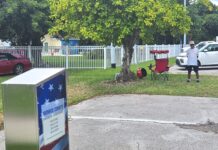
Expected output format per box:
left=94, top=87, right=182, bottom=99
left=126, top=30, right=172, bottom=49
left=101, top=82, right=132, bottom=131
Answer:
left=61, top=39, right=79, bottom=54
left=37, top=73, right=69, bottom=150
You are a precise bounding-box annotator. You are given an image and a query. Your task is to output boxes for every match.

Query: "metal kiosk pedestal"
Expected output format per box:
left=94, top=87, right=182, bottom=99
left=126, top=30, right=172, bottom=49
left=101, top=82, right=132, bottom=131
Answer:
left=2, top=68, right=69, bottom=150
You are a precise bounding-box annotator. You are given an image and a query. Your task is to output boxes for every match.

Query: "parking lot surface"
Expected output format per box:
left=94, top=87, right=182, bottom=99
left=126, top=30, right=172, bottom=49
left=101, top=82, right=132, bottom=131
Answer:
left=1, top=94, right=218, bottom=150
left=170, top=65, right=218, bottom=76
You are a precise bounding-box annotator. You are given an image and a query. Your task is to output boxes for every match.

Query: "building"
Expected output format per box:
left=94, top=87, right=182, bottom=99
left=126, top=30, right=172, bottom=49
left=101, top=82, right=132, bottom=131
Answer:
left=41, top=34, right=62, bottom=47
left=41, top=34, right=79, bottom=47
left=41, top=34, right=80, bottom=55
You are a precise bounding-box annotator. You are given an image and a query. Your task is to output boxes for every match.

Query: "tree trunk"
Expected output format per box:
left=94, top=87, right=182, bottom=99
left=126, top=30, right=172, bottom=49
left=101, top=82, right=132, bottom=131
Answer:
left=118, top=30, right=139, bottom=82
left=119, top=45, right=135, bottom=81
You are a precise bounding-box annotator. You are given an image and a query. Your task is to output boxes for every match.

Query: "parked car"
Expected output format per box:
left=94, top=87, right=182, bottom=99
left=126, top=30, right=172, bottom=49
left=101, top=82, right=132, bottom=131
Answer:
left=181, top=41, right=215, bottom=52
left=176, top=42, right=218, bottom=67
left=0, top=52, right=31, bottom=75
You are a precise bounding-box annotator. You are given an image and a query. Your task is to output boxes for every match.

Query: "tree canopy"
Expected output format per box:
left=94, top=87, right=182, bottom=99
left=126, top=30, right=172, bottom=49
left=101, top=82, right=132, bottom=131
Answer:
left=49, top=0, right=190, bottom=45
left=49, top=0, right=191, bottom=81
left=0, top=0, right=51, bottom=46
left=187, top=0, right=218, bottom=42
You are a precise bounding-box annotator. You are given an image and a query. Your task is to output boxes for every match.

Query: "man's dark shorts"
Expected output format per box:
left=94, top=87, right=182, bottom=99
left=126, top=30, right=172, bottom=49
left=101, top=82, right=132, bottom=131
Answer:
left=186, top=65, right=199, bottom=73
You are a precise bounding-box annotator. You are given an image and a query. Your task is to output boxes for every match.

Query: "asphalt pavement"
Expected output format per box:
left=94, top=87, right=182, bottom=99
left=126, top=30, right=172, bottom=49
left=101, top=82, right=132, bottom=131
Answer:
left=170, top=65, right=218, bottom=76
left=1, top=94, right=218, bottom=150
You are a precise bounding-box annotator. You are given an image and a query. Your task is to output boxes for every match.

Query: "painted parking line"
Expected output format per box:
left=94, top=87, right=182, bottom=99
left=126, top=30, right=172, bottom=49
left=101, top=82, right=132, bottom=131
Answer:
left=69, top=115, right=202, bottom=125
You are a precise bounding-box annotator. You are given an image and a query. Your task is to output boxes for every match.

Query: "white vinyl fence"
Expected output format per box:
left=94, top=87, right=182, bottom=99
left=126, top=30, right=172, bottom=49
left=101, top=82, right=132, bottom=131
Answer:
left=0, top=44, right=181, bottom=69
left=106, top=44, right=181, bottom=68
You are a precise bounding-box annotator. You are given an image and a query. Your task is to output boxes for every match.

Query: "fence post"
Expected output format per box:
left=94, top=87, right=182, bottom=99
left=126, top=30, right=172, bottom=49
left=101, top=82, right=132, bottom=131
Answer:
left=145, top=44, right=148, bottom=61
left=66, top=46, right=69, bottom=69
left=133, top=44, right=137, bottom=64
left=104, top=47, right=107, bottom=69
left=121, top=45, right=124, bottom=64
left=28, top=45, right=32, bottom=62
left=110, top=43, right=116, bottom=68
left=168, top=44, right=171, bottom=57
left=174, top=44, right=176, bottom=57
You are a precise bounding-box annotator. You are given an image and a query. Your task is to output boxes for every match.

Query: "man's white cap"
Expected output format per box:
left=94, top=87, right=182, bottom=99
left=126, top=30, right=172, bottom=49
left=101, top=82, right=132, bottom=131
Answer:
left=189, top=41, right=195, bottom=45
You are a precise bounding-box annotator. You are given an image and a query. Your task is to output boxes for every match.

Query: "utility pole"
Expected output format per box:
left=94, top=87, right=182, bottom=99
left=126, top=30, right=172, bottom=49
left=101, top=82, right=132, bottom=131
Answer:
left=183, top=0, right=187, bottom=46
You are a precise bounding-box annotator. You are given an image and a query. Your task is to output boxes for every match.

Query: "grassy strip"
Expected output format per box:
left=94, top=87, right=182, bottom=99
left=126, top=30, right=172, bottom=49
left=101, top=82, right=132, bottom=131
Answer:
left=67, top=70, right=218, bottom=106
left=66, top=58, right=218, bottom=105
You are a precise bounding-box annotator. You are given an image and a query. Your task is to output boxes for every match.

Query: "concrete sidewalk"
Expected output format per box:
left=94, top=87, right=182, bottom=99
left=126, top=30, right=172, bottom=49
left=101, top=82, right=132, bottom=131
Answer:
left=1, top=94, right=218, bottom=150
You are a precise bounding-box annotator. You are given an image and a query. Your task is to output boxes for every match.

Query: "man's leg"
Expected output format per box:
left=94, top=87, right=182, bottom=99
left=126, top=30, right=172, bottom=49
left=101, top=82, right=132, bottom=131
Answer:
left=187, top=66, right=192, bottom=82
left=194, top=66, right=199, bottom=82
left=196, top=72, right=199, bottom=79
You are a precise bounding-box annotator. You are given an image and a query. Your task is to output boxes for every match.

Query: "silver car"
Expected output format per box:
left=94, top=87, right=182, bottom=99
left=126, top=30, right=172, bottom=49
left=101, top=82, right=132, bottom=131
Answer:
left=176, top=42, right=218, bottom=67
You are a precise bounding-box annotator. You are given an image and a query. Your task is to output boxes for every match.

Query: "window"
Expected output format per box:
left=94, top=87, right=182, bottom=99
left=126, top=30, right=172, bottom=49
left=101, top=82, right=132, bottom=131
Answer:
left=213, top=45, right=218, bottom=51
left=205, top=44, right=218, bottom=52
left=196, top=43, right=206, bottom=49
left=0, top=54, right=8, bottom=61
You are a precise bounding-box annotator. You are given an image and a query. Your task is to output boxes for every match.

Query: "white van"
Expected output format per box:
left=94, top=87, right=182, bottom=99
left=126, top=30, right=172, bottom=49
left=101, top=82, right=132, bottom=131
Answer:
left=176, top=42, right=218, bottom=67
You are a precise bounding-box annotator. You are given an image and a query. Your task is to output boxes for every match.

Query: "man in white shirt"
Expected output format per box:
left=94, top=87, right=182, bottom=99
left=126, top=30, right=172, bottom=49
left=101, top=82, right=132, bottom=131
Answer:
left=186, top=41, right=199, bottom=82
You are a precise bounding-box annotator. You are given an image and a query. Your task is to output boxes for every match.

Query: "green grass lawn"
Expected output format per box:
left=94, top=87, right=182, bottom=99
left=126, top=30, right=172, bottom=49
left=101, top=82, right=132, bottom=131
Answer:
left=67, top=64, right=218, bottom=105
left=64, top=58, right=218, bottom=104
left=1, top=58, right=218, bottom=114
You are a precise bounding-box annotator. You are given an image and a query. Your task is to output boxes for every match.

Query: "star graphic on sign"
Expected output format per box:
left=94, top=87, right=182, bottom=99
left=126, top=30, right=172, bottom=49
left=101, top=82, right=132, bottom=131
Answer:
left=48, top=84, right=54, bottom=92
left=40, top=84, right=44, bottom=90
left=58, top=84, right=63, bottom=92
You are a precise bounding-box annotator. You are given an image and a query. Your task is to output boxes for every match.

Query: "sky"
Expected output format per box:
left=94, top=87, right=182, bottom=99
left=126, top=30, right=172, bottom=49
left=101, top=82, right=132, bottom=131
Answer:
left=0, top=40, right=10, bottom=46
left=210, top=0, right=218, bottom=6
